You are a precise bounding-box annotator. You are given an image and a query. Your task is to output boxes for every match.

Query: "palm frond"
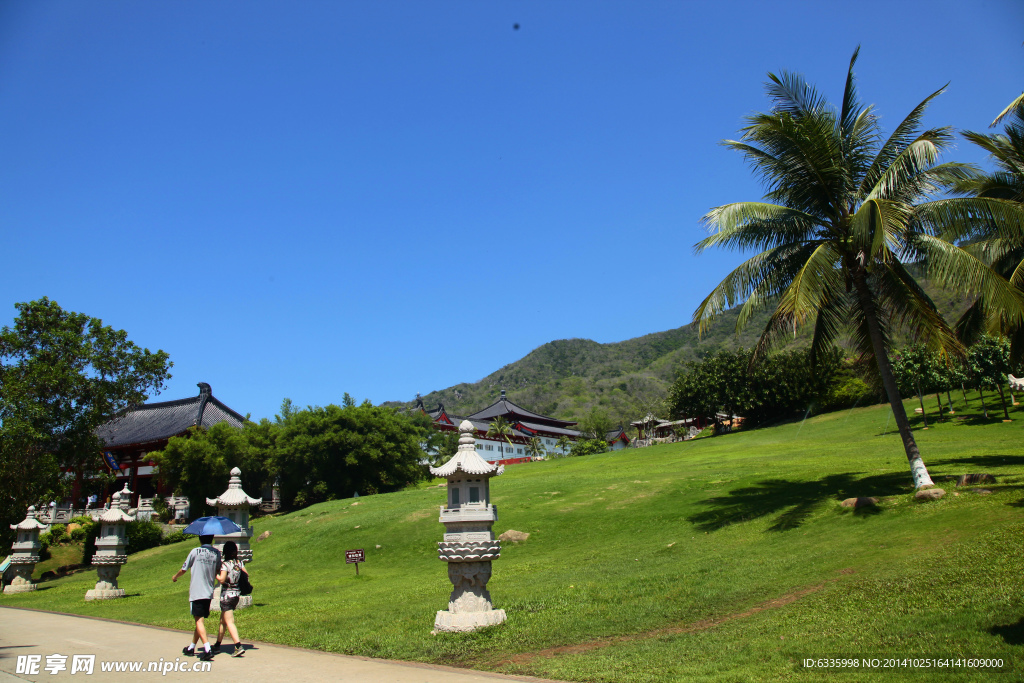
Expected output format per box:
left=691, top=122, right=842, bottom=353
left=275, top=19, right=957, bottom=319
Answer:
left=696, top=202, right=820, bottom=252
left=992, top=92, right=1024, bottom=128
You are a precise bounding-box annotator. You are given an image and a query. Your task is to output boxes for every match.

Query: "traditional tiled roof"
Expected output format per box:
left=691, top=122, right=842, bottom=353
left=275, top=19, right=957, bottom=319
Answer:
left=92, top=486, right=136, bottom=523
left=96, top=383, right=246, bottom=448
left=206, top=467, right=262, bottom=507
left=605, top=427, right=630, bottom=444
left=430, top=421, right=505, bottom=477
left=515, top=420, right=582, bottom=438
left=466, top=390, right=577, bottom=428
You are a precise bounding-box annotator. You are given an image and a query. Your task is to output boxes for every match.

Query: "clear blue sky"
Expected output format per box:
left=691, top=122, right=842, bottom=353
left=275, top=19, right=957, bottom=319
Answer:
left=2, top=1, right=1022, bottom=421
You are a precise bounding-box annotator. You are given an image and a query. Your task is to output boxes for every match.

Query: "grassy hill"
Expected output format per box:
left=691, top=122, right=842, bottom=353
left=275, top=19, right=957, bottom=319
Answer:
left=384, top=272, right=971, bottom=428
left=5, top=392, right=1023, bottom=682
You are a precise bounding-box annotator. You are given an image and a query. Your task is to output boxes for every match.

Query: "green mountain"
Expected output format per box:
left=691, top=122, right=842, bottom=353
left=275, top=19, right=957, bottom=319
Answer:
left=383, top=273, right=970, bottom=429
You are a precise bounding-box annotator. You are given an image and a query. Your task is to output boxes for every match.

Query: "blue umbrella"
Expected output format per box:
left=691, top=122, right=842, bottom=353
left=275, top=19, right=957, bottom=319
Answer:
left=182, top=516, right=242, bottom=536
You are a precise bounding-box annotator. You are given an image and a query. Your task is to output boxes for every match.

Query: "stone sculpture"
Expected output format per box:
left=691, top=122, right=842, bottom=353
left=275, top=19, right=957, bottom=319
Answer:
left=430, top=420, right=507, bottom=632
left=4, top=506, right=49, bottom=594
left=85, top=484, right=136, bottom=600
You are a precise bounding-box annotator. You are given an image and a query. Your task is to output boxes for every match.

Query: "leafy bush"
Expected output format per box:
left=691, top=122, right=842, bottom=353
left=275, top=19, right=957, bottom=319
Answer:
left=162, top=530, right=188, bottom=545
left=569, top=439, right=609, bottom=457
left=125, top=520, right=164, bottom=553
left=46, top=523, right=69, bottom=544
left=69, top=526, right=88, bottom=542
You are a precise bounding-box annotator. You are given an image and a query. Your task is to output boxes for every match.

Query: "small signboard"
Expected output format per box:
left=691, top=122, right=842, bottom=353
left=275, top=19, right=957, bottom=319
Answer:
left=345, top=549, right=365, bottom=575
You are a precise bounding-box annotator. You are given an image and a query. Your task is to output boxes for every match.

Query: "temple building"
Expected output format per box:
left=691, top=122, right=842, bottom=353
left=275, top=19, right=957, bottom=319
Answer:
left=85, top=382, right=246, bottom=505
left=418, top=390, right=629, bottom=463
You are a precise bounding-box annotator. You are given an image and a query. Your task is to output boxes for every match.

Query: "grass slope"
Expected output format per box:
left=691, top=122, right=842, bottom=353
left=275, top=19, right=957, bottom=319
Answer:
left=5, top=393, right=1023, bottom=682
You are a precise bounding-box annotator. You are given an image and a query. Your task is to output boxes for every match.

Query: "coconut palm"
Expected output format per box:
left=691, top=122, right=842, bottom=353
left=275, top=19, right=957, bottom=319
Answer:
left=524, top=436, right=546, bottom=460
left=693, top=49, right=1024, bottom=489
left=941, top=96, right=1024, bottom=359
left=485, top=415, right=515, bottom=460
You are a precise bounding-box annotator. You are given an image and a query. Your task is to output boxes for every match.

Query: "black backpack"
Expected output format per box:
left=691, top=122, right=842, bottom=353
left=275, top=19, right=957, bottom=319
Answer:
left=238, top=567, right=253, bottom=596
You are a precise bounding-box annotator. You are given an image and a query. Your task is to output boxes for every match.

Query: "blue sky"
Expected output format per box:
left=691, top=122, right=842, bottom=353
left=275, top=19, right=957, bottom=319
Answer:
left=2, top=1, right=1022, bottom=421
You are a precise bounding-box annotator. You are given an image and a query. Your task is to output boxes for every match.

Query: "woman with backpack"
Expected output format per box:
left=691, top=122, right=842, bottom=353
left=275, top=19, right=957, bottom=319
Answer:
left=212, top=541, right=248, bottom=657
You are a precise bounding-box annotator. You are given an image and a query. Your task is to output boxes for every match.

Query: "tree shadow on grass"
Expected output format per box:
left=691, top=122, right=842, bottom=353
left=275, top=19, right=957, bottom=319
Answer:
left=929, top=454, right=1024, bottom=470
left=989, top=618, right=1024, bottom=645
left=688, top=472, right=910, bottom=532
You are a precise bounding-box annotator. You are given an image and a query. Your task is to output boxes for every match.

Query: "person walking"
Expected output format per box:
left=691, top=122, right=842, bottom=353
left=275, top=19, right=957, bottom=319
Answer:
left=212, top=541, right=247, bottom=657
left=171, top=535, right=221, bottom=661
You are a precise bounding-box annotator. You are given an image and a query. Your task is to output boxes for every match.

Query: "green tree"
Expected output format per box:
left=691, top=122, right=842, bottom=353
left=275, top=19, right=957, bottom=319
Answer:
left=692, top=51, right=1023, bottom=488
left=486, top=415, right=515, bottom=461
left=0, top=298, right=172, bottom=545
left=150, top=421, right=270, bottom=518
left=577, top=407, right=614, bottom=442
left=569, top=438, right=608, bottom=457
left=968, top=335, right=1013, bottom=420
left=524, top=436, right=546, bottom=460
left=273, top=402, right=432, bottom=508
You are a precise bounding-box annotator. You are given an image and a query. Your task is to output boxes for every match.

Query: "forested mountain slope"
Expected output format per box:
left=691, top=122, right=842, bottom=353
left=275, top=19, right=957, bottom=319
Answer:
left=383, top=274, right=970, bottom=429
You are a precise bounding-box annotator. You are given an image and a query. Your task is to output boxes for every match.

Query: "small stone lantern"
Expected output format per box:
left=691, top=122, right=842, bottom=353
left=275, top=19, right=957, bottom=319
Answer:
left=429, top=420, right=507, bottom=632
left=207, top=467, right=261, bottom=610
left=85, top=485, right=136, bottom=600
left=4, top=506, right=49, bottom=594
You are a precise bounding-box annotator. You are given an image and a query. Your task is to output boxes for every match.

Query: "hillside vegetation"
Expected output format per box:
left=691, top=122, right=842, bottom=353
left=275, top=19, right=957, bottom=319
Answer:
left=6, top=393, right=1023, bottom=682
left=384, top=273, right=970, bottom=428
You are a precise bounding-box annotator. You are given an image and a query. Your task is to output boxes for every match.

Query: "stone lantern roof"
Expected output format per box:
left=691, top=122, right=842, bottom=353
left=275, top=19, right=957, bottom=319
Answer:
left=93, top=486, right=136, bottom=523
left=429, top=421, right=505, bottom=477
left=10, top=506, right=49, bottom=531
left=206, top=467, right=262, bottom=507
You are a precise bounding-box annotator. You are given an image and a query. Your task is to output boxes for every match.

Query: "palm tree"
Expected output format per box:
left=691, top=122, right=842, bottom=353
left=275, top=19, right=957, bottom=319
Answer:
left=524, top=436, right=546, bottom=460
left=942, top=96, right=1024, bottom=359
left=554, top=435, right=571, bottom=457
left=486, top=415, right=515, bottom=461
left=693, top=49, right=1024, bottom=489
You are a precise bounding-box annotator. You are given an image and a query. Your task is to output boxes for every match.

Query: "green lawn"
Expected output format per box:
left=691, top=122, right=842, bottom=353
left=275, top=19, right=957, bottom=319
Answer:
left=4, top=393, right=1024, bottom=682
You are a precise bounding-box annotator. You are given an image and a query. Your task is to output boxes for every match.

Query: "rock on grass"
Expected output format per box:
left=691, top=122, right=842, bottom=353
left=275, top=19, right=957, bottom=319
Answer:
left=915, top=488, right=945, bottom=501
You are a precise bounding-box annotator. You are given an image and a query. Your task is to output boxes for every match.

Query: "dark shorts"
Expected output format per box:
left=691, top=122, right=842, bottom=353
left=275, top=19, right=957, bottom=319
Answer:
left=220, top=595, right=239, bottom=612
left=190, top=599, right=212, bottom=619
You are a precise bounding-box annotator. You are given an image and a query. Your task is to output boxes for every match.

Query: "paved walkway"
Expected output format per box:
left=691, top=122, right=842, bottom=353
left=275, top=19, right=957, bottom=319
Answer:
left=0, top=607, right=561, bottom=683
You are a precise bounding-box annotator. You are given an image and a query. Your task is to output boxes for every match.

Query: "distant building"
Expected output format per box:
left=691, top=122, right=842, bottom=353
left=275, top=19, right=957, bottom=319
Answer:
left=419, top=390, right=629, bottom=463
left=86, top=382, right=246, bottom=505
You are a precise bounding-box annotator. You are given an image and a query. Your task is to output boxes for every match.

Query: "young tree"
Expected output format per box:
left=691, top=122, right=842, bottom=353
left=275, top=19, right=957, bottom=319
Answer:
left=969, top=336, right=1013, bottom=420
left=486, top=415, right=515, bottom=461
left=692, top=51, right=1024, bottom=488
left=0, top=298, right=171, bottom=544
left=524, top=436, right=546, bottom=460
left=554, top=435, right=572, bottom=458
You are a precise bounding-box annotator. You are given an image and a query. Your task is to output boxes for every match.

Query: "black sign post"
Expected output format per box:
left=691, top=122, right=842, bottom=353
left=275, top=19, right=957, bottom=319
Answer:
left=345, top=549, right=365, bottom=575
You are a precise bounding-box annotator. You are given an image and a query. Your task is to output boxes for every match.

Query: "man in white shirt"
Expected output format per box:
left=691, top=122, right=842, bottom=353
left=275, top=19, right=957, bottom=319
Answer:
left=171, top=535, right=221, bottom=661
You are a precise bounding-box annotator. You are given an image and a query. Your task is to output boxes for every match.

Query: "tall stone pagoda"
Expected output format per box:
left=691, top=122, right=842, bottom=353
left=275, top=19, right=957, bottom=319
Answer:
left=4, top=506, right=49, bottom=594
left=85, top=484, right=136, bottom=600
left=429, top=420, right=507, bottom=632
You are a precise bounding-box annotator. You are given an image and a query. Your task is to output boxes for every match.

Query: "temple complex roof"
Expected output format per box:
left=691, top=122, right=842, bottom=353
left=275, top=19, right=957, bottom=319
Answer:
left=96, top=382, right=246, bottom=449
left=466, top=390, right=578, bottom=428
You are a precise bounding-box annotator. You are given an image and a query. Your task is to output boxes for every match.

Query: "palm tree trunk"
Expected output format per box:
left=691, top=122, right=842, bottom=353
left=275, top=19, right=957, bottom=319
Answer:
left=854, top=273, right=934, bottom=488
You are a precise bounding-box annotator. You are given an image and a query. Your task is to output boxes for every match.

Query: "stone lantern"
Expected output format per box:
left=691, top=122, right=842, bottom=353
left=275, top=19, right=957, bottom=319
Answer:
left=85, top=484, right=136, bottom=600
left=207, top=467, right=261, bottom=610
left=429, top=420, right=507, bottom=632
left=4, top=506, right=49, bottom=594
left=206, top=467, right=262, bottom=563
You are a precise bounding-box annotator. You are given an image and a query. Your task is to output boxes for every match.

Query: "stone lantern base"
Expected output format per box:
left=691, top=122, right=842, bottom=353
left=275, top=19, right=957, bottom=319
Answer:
left=3, top=565, right=37, bottom=594
left=432, top=561, right=506, bottom=633
left=85, top=565, right=126, bottom=601
left=433, top=608, right=507, bottom=633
